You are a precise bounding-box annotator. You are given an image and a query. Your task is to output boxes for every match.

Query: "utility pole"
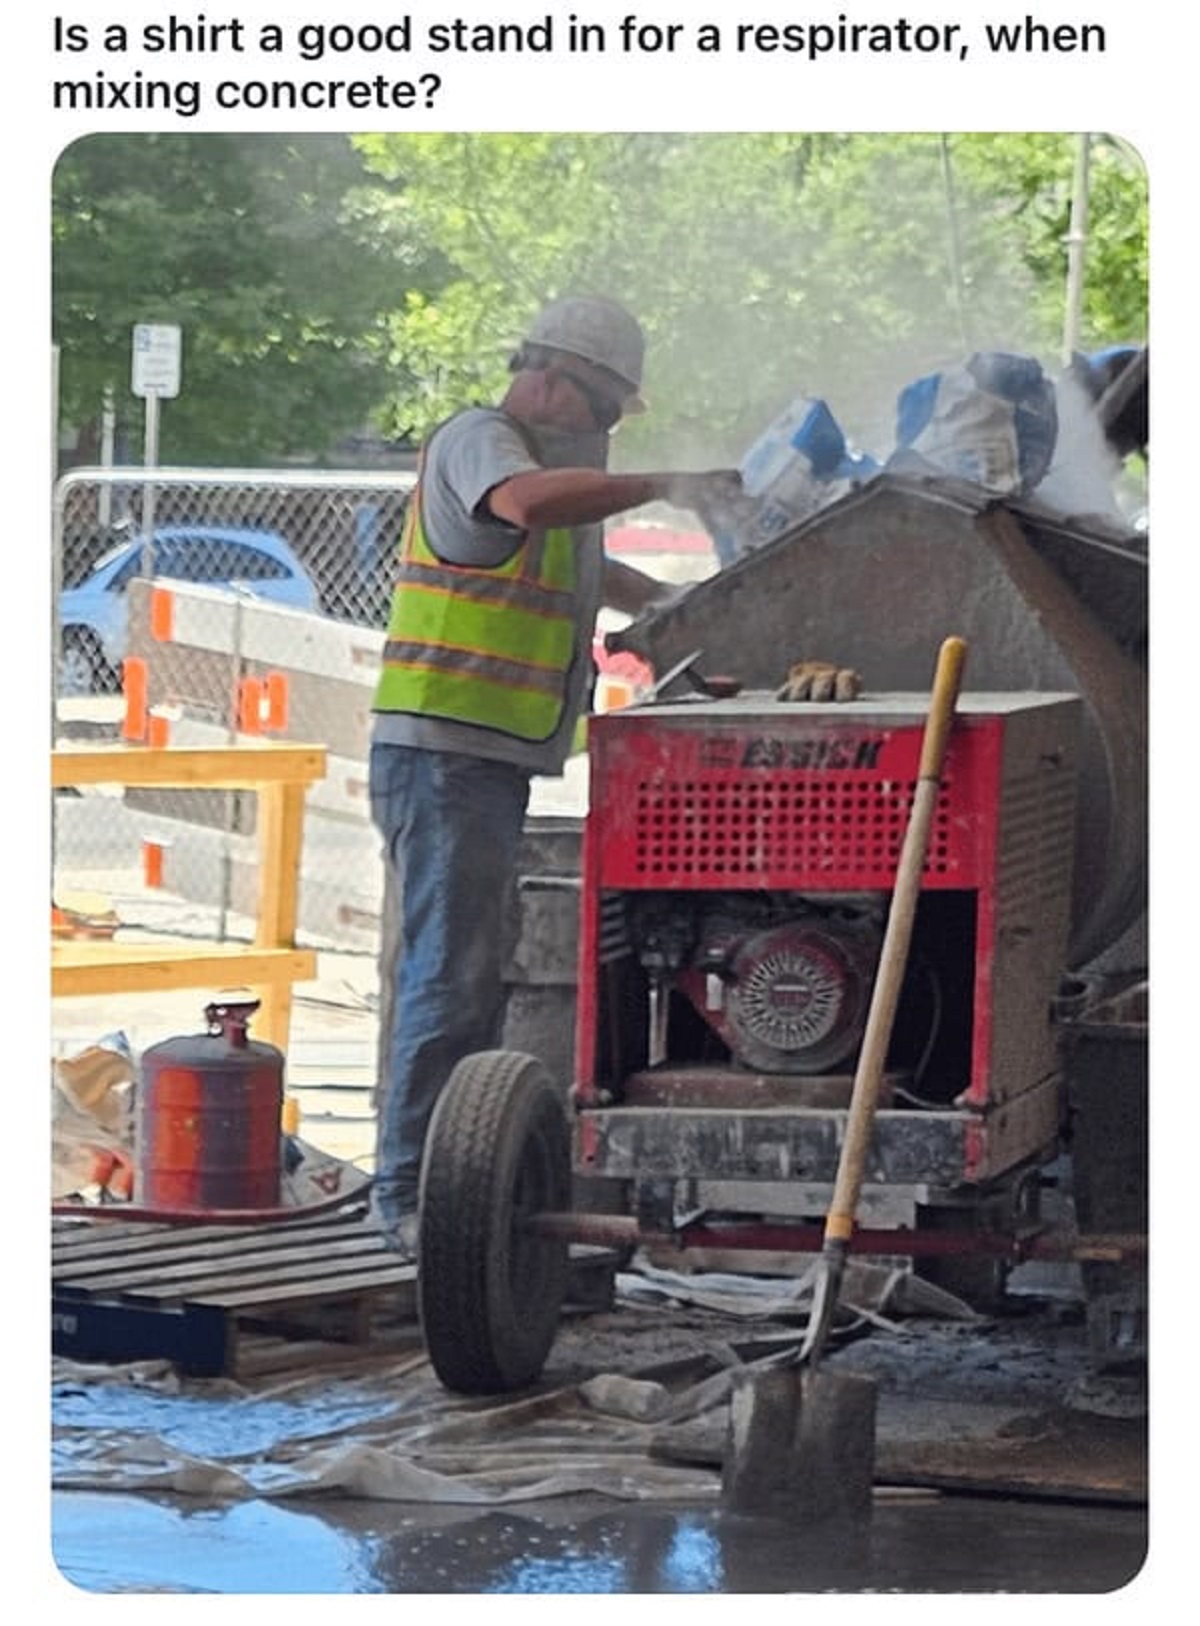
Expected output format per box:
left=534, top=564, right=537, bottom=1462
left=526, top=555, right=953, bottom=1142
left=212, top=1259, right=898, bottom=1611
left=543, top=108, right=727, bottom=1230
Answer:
left=939, top=135, right=971, bottom=352
left=98, top=385, right=115, bottom=529
left=1061, top=134, right=1092, bottom=366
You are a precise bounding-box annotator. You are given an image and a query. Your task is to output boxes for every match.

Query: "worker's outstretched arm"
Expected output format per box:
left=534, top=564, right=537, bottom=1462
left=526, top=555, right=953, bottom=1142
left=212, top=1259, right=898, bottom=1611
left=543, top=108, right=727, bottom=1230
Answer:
left=486, top=467, right=743, bottom=532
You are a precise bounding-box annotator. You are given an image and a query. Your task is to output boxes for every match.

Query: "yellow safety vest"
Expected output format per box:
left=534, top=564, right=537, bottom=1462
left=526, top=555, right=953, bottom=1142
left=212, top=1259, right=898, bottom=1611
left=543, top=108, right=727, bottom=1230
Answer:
left=373, top=478, right=579, bottom=742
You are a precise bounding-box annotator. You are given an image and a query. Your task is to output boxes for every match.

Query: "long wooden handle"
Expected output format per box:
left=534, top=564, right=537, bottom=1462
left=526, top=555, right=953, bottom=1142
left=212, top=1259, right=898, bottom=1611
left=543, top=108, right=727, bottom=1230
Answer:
left=824, top=636, right=968, bottom=1242
left=918, top=636, right=968, bottom=779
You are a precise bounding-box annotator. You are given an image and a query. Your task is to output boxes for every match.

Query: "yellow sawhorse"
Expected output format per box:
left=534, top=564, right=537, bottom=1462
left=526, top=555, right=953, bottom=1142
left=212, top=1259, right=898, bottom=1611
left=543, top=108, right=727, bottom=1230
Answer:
left=51, top=743, right=327, bottom=1050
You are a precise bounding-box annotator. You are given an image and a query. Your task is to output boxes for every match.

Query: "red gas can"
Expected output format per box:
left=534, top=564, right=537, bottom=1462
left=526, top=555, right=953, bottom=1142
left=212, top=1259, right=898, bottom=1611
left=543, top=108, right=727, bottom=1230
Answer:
left=136, top=997, right=283, bottom=1210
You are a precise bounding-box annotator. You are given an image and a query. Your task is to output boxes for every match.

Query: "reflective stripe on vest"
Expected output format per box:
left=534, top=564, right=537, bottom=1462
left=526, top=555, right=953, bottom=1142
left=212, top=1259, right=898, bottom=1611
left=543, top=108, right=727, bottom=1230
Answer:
left=372, top=482, right=578, bottom=742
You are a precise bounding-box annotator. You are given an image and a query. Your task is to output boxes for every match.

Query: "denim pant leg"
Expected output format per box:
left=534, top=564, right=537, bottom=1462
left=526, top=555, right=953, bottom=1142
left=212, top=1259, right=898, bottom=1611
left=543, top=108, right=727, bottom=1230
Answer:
left=369, top=742, right=531, bottom=1221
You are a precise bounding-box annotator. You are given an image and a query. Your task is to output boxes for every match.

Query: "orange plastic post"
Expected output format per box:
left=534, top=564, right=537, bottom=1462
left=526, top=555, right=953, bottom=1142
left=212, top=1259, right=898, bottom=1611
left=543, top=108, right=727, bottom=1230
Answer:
left=149, top=586, right=175, bottom=643
left=239, top=675, right=264, bottom=734
left=265, top=671, right=289, bottom=732
left=121, top=657, right=148, bottom=741
left=142, top=838, right=167, bottom=889
left=147, top=713, right=169, bottom=748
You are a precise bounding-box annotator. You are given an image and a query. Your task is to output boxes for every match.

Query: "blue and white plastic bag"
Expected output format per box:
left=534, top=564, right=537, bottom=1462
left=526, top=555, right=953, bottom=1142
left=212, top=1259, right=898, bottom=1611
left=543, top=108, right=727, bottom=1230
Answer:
left=893, top=352, right=1058, bottom=494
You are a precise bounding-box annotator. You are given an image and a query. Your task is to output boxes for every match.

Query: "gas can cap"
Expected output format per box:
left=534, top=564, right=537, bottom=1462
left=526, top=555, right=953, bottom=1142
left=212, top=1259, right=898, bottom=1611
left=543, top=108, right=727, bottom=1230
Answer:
left=205, top=992, right=261, bottom=1046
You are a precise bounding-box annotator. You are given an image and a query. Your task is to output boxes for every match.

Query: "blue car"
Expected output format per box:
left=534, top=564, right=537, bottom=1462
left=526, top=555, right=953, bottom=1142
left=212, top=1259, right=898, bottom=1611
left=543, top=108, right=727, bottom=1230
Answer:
left=57, top=524, right=321, bottom=694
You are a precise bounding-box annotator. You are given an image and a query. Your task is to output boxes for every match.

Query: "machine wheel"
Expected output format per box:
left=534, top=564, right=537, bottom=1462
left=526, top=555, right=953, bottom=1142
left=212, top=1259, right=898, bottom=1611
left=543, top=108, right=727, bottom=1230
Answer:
left=418, top=1049, right=571, bottom=1395
left=59, top=629, right=113, bottom=696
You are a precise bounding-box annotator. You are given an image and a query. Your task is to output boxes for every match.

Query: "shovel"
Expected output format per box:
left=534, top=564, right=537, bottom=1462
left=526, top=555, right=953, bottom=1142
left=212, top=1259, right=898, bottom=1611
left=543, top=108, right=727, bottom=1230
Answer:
left=799, top=633, right=969, bottom=1364
left=722, top=634, right=968, bottom=1518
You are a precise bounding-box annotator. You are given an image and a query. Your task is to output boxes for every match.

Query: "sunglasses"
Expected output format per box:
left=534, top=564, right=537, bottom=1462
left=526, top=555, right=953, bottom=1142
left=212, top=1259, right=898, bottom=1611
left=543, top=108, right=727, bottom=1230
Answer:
left=553, top=368, right=625, bottom=431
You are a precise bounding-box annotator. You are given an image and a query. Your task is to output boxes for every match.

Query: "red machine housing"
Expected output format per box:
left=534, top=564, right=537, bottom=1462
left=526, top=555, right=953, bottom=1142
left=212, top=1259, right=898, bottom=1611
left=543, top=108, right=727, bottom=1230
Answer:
left=571, top=691, right=1081, bottom=1220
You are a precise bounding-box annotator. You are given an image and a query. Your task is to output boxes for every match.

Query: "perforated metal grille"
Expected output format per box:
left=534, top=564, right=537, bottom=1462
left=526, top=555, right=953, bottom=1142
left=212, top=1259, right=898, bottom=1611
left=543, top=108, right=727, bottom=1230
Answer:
left=630, top=776, right=954, bottom=884
left=996, top=768, right=1078, bottom=922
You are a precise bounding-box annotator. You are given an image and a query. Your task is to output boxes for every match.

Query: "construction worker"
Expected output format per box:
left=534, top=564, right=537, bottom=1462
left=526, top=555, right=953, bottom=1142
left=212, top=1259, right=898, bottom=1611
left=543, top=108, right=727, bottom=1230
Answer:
left=368, top=294, right=742, bottom=1257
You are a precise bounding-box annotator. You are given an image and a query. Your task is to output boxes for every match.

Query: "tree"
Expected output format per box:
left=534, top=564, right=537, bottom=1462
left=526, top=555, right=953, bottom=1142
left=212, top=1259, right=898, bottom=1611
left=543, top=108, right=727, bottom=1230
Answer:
left=52, top=133, right=1148, bottom=472
left=52, top=133, right=442, bottom=467
left=354, top=132, right=1148, bottom=464
left=946, top=133, right=1149, bottom=354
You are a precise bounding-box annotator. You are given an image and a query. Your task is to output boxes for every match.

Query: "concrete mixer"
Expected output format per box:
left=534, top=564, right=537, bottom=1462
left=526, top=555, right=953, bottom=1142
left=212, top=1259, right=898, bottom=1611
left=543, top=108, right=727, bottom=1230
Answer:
left=414, top=468, right=1147, bottom=1393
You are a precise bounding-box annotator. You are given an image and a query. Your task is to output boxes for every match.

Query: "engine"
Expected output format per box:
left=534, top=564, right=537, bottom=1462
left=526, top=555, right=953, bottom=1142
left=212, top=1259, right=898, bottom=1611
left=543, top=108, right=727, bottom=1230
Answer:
left=627, top=893, right=884, bottom=1074
left=575, top=691, right=1084, bottom=1188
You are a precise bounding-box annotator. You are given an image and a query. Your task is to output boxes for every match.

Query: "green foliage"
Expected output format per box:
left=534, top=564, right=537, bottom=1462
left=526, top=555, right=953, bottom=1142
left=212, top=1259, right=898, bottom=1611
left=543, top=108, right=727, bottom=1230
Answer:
left=52, top=133, right=433, bottom=465
left=354, top=132, right=1148, bottom=464
left=53, top=132, right=1148, bottom=470
left=947, top=133, right=1148, bottom=351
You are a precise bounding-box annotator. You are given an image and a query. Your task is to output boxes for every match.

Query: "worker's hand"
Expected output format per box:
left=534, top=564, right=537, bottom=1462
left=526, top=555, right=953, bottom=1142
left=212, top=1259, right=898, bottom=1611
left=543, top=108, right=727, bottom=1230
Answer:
left=663, top=470, right=752, bottom=531
left=778, top=660, right=863, bottom=703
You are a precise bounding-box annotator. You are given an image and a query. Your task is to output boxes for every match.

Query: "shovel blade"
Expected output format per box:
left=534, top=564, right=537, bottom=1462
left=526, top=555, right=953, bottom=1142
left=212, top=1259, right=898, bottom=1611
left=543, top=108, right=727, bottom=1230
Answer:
left=722, top=1364, right=877, bottom=1519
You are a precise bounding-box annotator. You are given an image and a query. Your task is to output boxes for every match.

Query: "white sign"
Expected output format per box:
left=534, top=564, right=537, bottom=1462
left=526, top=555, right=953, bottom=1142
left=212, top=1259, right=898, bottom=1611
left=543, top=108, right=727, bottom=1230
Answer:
left=131, top=323, right=182, bottom=399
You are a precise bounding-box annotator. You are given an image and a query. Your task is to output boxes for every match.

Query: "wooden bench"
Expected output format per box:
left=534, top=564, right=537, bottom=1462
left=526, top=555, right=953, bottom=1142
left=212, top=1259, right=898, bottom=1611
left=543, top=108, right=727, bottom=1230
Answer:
left=51, top=743, right=327, bottom=1049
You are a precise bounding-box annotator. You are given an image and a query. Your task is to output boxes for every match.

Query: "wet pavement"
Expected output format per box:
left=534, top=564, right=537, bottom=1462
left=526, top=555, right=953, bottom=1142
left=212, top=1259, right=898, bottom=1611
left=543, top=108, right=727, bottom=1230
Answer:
left=52, top=1484, right=1148, bottom=1594
left=47, top=1291, right=1157, bottom=1600
left=45, top=985, right=1161, bottom=1601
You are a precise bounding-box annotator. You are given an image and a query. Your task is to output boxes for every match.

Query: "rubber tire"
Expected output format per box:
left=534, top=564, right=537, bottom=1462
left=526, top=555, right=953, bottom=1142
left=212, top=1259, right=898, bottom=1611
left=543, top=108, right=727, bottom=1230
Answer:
left=59, top=629, right=105, bottom=696
left=418, top=1049, right=571, bottom=1395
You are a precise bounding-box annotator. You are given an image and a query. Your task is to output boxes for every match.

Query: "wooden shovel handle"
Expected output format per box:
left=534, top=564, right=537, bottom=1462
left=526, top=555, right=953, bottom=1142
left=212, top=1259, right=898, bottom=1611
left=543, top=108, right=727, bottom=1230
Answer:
left=824, top=635, right=968, bottom=1243
left=918, top=636, right=968, bottom=780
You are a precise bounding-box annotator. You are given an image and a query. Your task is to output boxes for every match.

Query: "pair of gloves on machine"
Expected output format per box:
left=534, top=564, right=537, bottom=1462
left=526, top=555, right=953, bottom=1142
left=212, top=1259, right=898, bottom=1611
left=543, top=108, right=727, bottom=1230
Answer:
left=778, top=659, right=863, bottom=702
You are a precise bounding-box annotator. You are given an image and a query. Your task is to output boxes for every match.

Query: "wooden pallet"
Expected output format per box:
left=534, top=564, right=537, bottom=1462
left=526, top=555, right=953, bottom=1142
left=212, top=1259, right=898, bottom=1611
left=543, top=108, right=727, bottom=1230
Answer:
left=52, top=1203, right=416, bottom=1376
left=52, top=1205, right=620, bottom=1378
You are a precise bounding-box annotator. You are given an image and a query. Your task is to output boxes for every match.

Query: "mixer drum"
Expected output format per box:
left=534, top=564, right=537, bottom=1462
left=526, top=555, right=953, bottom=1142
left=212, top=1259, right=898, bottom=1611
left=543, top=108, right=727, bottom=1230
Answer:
left=606, top=474, right=1148, bottom=968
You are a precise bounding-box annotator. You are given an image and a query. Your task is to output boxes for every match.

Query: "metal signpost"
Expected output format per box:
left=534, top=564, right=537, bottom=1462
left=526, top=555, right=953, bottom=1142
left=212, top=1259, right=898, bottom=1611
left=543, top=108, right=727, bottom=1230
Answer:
left=131, top=324, right=182, bottom=577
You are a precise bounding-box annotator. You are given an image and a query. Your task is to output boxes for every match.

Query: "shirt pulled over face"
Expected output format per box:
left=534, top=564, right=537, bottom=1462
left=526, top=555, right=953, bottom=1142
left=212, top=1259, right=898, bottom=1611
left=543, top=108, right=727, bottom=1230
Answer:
left=524, top=423, right=611, bottom=472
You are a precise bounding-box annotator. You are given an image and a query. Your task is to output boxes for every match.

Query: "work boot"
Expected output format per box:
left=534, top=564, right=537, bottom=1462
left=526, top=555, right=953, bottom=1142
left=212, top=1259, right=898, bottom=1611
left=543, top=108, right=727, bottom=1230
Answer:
left=379, top=1211, right=420, bottom=1263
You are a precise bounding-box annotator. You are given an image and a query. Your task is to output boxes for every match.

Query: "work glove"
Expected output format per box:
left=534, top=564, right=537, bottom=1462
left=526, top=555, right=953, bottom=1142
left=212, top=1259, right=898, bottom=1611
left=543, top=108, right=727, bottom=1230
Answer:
left=778, top=659, right=863, bottom=703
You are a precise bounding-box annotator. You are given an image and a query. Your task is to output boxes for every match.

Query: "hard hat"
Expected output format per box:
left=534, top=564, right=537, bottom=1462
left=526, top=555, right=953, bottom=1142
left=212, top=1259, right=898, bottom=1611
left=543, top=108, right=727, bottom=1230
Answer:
left=525, top=296, right=646, bottom=410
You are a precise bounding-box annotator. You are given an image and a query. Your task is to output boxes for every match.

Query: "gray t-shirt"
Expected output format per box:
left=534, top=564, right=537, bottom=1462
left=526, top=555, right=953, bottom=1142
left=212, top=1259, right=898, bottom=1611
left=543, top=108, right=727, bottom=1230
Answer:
left=372, top=407, right=605, bottom=776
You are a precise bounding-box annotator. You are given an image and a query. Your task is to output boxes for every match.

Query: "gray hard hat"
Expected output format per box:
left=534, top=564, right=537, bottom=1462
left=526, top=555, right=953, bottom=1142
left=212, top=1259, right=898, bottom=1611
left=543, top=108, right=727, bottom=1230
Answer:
left=525, top=296, right=647, bottom=410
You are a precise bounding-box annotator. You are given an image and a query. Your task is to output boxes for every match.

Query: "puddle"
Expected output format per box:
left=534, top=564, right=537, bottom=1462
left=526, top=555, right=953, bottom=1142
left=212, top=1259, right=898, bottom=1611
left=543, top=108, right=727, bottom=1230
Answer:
left=52, top=1380, right=395, bottom=1461
left=47, top=1302, right=1153, bottom=1596
left=53, top=1493, right=380, bottom=1593
left=51, top=1488, right=1148, bottom=1594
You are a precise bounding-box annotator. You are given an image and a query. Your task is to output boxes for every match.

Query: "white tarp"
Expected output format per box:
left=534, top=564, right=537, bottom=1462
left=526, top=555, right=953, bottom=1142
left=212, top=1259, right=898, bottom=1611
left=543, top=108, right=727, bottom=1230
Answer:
left=51, top=1259, right=979, bottom=1506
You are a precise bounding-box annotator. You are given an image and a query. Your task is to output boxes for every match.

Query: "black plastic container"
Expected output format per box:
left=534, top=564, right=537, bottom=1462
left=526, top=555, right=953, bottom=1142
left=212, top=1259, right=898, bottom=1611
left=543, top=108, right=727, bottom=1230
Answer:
left=1063, top=979, right=1148, bottom=1368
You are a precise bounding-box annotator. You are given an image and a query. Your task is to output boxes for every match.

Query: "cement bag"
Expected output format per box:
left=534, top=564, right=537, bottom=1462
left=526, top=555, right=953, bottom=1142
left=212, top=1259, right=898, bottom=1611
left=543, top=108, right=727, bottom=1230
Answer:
left=892, top=351, right=1058, bottom=494
left=715, top=396, right=868, bottom=562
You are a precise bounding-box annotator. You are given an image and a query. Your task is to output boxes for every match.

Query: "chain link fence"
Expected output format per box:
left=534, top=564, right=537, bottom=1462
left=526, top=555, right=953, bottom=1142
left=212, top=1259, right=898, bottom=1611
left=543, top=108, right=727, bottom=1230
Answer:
left=52, top=467, right=420, bottom=968
left=56, top=465, right=416, bottom=660
left=51, top=466, right=713, bottom=1064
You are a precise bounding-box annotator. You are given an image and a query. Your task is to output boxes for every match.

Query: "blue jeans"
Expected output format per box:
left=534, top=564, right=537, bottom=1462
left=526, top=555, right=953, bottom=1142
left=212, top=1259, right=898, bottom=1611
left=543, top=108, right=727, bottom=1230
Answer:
left=369, top=741, right=531, bottom=1222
